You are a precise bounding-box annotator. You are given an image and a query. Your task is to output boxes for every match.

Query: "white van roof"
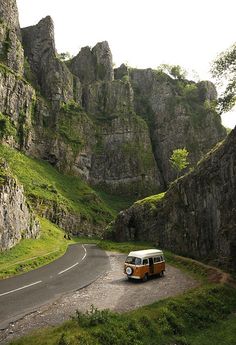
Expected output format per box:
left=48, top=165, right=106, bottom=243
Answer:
left=128, top=249, right=163, bottom=258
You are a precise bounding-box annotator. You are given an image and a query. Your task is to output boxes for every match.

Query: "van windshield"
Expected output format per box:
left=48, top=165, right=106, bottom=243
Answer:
left=125, top=256, right=141, bottom=265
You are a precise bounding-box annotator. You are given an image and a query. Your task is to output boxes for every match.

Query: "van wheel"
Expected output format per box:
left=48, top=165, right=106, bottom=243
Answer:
left=142, top=273, right=148, bottom=282
left=160, top=270, right=164, bottom=277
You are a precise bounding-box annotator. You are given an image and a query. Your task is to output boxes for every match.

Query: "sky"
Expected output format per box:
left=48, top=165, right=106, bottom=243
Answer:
left=17, top=0, right=236, bottom=128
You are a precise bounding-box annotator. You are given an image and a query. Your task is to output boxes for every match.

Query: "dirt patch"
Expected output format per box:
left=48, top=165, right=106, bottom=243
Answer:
left=0, top=252, right=198, bottom=344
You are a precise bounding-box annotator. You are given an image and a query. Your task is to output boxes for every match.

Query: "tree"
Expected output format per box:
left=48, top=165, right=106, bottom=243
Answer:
left=157, top=64, right=187, bottom=80
left=211, top=42, right=236, bottom=113
left=170, top=148, right=189, bottom=177
left=57, top=52, right=72, bottom=61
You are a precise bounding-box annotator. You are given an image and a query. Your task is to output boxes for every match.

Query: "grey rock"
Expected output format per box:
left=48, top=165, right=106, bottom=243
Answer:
left=114, top=63, right=129, bottom=80
left=68, top=41, right=114, bottom=84
left=129, top=68, right=226, bottom=187
left=0, top=161, right=39, bottom=251
left=0, top=0, right=24, bottom=74
left=22, top=16, right=81, bottom=104
left=0, top=65, right=36, bottom=150
left=112, top=127, right=236, bottom=271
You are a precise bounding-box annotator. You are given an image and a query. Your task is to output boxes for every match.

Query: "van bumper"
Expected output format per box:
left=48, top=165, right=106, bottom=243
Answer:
left=125, top=274, right=141, bottom=279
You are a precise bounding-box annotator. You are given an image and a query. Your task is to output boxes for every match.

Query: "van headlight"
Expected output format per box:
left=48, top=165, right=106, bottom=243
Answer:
left=126, top=267, right=133, bottom=275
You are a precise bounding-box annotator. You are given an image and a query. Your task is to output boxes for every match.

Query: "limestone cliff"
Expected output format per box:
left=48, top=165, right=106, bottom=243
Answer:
left=0, top=0, right=24, bottom=74
left=0, top=0, right=230, bottom=251
left=0, top=160, right=39, bottom=251
left=112, top=127, right=236, bottom=272
left=0, top=63, right=36, bottom=151
left=22, top=16, right=81, bottom=107
left=115, top=66, right=226, bottom=187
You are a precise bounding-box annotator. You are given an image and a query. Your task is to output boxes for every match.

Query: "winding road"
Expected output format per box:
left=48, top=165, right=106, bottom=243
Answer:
left=0, top=244, right=110, bottom=330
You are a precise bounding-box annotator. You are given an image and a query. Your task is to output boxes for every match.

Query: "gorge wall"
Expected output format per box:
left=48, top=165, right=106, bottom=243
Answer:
left=0, top=0, right=229, bottom=249
left=0, top=0, right=226, bottom=197
left=112, top=128, right=236, bottom=271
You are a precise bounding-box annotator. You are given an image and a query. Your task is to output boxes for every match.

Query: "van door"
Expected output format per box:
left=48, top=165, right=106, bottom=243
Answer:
left=149, top=257, right=154, bottom=275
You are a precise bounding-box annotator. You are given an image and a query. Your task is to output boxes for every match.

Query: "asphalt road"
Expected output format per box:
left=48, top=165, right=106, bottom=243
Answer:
left=0, top=244, right=110, bottom=330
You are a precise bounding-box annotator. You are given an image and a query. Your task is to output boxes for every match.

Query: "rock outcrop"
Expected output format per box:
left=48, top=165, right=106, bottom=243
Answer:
left=0, top=0, right=24, bottom=74
left=84, top=79, right=161, bottom=194
left=112, top=127, right=236, bottom=272
left=0, top=160, right=39, bottom=251
left=0, top=63, right=36, bottom=150
left=127, top=68, right=226, bottom=187
left=22, top=16, right=81, bottom=106
left=68, top=41, right=114, bottom=84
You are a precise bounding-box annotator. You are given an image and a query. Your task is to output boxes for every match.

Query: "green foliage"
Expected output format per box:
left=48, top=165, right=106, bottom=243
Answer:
left=23, top=58, right=38, bottom=88
left=211, top=42, right=236, bottom=113
left=0, top=218, right=72, bottom=279
left=61, top=100, right=82, bottom=113
left=170, top=148, right=189, bottom=176
left=0, top=27, right=11, bottom=62
left=135, top=192, right=165, bottom=206
left=157, top=64, right=187, bottom=80
left=9, top=284, right=236, bottom=345
left=74, top=305, right=113, bottom=327
left=0, top=144, right=113, bottom=226
left=0, top=112, right=17, bottom=139
left=57, top=52, right=73, bottom=62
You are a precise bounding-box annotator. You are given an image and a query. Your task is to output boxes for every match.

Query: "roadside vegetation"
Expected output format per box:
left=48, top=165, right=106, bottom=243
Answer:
left=3, top=236, right=235, bottom=345
left=0, top=218, right=72, bottom=279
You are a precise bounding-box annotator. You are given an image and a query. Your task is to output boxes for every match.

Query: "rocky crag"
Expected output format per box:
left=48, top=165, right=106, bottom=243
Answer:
left=0, top=0, right=228, bottom=248
left=112, top=128, right=236, bottom=272
left=0, top=160, right=39, bottom=251
left=0, top=0, right=226, bottom=197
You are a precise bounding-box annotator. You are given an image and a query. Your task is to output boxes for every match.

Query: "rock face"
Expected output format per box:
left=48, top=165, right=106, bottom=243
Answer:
left=0, top=0, right=24, bottom=74
left=0, top=63, right=36, bottom=150
left=0, top=160, right=39, bottom=251
left=0, top=1, right=230, bottom=252
left=68, top=41, right=114, bottom=84
left=22, top=16, right=81, bottom=105
left=127, top=68, right=226, bottom=187
left=84, top=79, right=161, bottom=194
left=112, top=127, right=236, bottom=272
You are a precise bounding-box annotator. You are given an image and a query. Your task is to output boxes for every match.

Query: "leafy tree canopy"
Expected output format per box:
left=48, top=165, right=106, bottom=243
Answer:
left=170, top=148, right=189, bottom=176
left=211, top=42, right=236, bottom=113
left=58, top=52, right=72, bottom=61
left=157, top=64, right=187, bottom=80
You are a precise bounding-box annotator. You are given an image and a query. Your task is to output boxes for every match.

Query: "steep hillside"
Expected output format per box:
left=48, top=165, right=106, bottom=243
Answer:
left=0, top=144, right=127, bottom=238
left=112, top=127, right=236, bottom=272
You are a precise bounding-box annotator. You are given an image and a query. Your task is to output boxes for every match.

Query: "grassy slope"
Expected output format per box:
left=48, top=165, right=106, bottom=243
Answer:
left=0, top=218, right=72, bottom=279
left=0, top=144, right=133, bottom=223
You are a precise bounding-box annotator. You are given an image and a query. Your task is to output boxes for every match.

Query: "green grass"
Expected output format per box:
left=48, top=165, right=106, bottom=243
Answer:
left=8, top=285, right=236, bottom=345
left=186, top=314, right=236, bottom=345
left=0, top=218, right=75, bottom=279
left=0, top=144, right=116, bottom=225
left=94, top=188, right=136, bottom=216
left=135, top=192, right=165, bottom=206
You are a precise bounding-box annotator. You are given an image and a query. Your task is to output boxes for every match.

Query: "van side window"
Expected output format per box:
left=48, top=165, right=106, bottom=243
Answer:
left=154, top=257, right=161, bottom=263
left=160, top=256, right=164, bottom=261
left=143, top=259, right=148, bottom=265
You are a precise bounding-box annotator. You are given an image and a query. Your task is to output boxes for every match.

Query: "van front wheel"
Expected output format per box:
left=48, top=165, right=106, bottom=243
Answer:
left=142, top=273, right=148, bottom=282
left=160, top=270, right=164, bottom=277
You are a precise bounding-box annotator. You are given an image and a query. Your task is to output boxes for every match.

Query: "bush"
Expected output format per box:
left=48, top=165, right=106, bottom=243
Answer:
left=74, top=305, right=113, bottom=327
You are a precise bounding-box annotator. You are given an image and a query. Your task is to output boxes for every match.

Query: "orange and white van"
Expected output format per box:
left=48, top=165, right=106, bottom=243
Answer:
left=124, top=249, right=165, bottom=281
